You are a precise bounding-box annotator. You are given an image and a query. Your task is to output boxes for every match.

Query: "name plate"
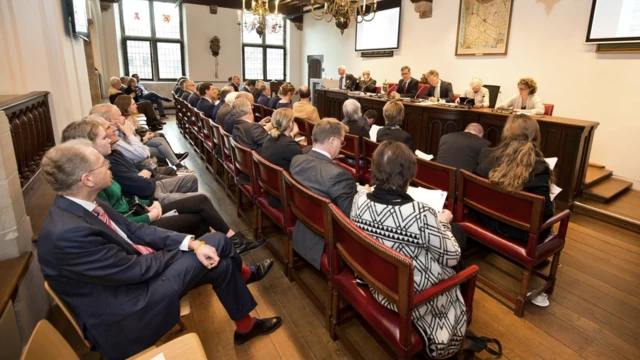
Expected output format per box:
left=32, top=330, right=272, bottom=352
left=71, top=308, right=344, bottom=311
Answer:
left=360, top=51, right=394, bottom=58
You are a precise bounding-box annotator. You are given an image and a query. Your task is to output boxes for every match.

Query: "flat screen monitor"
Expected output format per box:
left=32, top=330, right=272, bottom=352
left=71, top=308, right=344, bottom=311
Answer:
left=586, top=0, right=640, bottom=43
left=355, top=6, right=401, bottom=51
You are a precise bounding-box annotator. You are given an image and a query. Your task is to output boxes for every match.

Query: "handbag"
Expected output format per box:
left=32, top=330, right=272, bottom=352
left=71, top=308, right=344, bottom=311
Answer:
left=463, top=329, right=502, bottom=358
left=127, top=196, right=149, bottom=216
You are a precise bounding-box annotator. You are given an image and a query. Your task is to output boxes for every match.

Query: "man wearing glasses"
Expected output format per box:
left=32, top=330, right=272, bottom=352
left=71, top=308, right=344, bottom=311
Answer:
left=289, top=118, right=357, bottom=270
left=391, top=65, right=419, bottom=98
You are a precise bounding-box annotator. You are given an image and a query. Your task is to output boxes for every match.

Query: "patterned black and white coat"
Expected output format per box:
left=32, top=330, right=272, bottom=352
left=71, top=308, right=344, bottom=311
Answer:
left=350, top=190, right=466, bottom=359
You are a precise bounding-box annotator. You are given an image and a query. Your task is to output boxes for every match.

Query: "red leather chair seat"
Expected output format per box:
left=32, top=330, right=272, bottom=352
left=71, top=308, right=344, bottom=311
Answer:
left=459, top=212, right=562, bottom=267
left=223, top=159, right=236, bottom=176
left=334, top=160, right=362, bottom=181
left=333, top=269, right=423, bottom=355
left=203, top=135, right=213, bottom=149
left=320, top=252, right=329, bottom=276
left=256, top=195, right=285, bottom=229
left=239, top=183, right=253, bottom=198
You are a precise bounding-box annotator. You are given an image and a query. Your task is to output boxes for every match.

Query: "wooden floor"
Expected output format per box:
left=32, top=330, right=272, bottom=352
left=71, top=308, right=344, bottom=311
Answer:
left=578, top=189, right=640, bottom=224
left=44, top=117, right=640, bottom=360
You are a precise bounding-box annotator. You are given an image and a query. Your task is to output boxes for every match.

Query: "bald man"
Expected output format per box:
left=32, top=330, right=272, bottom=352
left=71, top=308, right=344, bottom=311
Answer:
left=435, top=123, right=491, bottom=172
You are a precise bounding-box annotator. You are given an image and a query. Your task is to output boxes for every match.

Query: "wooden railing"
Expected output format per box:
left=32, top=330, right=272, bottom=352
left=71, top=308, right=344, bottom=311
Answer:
left=0, top=92, right=55, bottom=188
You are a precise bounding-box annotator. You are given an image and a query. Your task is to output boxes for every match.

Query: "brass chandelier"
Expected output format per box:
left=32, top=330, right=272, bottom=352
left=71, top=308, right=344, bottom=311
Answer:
left=241, top=0, right=283, bottom=37
left=310, top=0, right=377, bottom=35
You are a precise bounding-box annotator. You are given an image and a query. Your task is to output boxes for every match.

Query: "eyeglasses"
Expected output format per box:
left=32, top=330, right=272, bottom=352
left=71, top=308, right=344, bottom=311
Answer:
left=88, top=159, right=110, bottom=173
left=518, top=87, right=529, bottom=91
left=331, top=136, right=346, bottom=148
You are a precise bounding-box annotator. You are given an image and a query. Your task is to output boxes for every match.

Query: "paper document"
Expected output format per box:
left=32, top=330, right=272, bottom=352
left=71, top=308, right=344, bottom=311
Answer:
left=369, top=124, right=382, bottom=142
left=407, top=186, right=447, bottom=212
left=545, top=157, right=558, bottom=170
left=150, top=353, right=166, bottom=360
left=550, top=184, right=562, bottom=201
left=415, top=150, right=434, bottom=161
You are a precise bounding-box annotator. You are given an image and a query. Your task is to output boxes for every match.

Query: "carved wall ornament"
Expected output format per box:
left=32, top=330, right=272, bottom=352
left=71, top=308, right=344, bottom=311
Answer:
left=411, top=0, right=433, bottom=19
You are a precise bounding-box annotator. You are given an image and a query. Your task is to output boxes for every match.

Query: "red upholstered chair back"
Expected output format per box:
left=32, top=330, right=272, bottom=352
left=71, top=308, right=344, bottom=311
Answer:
left=386, top=83, right=398, bottom=96
left=230, top=139, right=253, bottom=177
left=453, top=94, right=460, bottom=103
left=252, top=152, right=283, bottom=202
left=361, top=138, right=379, bottom=183
left=456, top=170, right=545, bottom=236
left=220, top=131, right=234, bottom=164
left=416, top=84, right=430, bottom=98
left=293, top=117, right=309, bottom=142
left=543, top=103, right=554, bottom=116
left=283, top=171, right=331, bottom=236
left=210, top=120, right=223, bottom=149
left=340, top=133, right=360, bottom=159
left=197, top=111, right=209, bottom=135
left=413, top=157, right=456, bottom=211
left=307, top=121, right=316, bottom=145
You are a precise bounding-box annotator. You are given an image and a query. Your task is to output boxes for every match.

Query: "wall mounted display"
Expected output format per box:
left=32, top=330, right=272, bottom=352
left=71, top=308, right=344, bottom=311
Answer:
left=455, top=0, right=514, bottom=56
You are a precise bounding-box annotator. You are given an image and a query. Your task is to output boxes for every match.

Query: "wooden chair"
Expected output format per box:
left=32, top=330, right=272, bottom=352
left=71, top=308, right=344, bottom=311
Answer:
left=252, top=152, right=293, bottom=273
left=361, top=138, right=379, bottom=184
left=187, top=105, right=202, bottom=156
left=335, top=133, right=363, bottom=182
left=263, top=106, right=274, bottom=118
left=200, top=114, right=216, bottom=174
left=253, top=103, right=263, bottom=122
left=293, top=117, right=310, bottom=143
left=173, top=94, right=183, bottom=135
left=413, top=157, right=457, bottom=212
left=230, top=139, right=259, bottom=238
left=455, top=170, right=571, bottom=317
left=21, top=320, right=207, bottom=360
left=220, top=131, right=238, bottom=201
left=543, top=103, right=554, bottom=116
left=194, top=110, right=209, bottom=160
left=307, top=120, right=316, bottom=145
left=209, top=121, right=225, bottom=184
left=282, top=171, right=334, bottom=330
left=328, top=203, right=479, bottom=359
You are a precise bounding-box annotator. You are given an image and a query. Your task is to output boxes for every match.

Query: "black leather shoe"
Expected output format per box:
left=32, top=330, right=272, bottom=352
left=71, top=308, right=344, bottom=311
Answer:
left=149, top=125, right=163, bottom=131
left=246, top=259, right=274, bottom=285
left=234, top=317, right=282, bottom=345
left=158, top=121, right=167, bottom=125
left=175, top=152, right=189, bottom=163
left=230, top=233, right=266, bottom=255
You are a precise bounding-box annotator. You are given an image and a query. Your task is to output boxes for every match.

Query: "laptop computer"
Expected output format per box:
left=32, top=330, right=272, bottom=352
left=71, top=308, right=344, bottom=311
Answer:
left=458, top=97, right=475, bottom=106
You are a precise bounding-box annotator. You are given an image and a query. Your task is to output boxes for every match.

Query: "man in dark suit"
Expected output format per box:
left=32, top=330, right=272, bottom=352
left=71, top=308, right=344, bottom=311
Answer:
left=38, top=141, right=282, bottom=359
left=239, top=79, right=255, bottom=93
left=435, top=123, right=490, bottom=172
left=422, top=69, right=455, bottom=103
left=187, top=83, right=201, bottom=108
left=256, top=84, right=271, bottom=107
left=196, top=82, right=217, bottom=120
left=392, top=65, right=420, bottom=98
left=231, top=98, right=272, bottom=151
left=180, top=80, right=196, bottom=102
left=227, top=75, right=240, bottom=92
left=356, top=70, right=377, bottom=93
left=290, top=119, right=357, bottom=269
left=251, top=80, right=264, bottom=101
left=213, top=86, right=235, bottom=121
left=176, top=78, right=188, bottom=98
left=338, top=65, right=357, bottom=91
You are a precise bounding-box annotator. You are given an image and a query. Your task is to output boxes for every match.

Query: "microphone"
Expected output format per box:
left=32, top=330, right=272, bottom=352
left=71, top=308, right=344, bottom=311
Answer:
left=463, top=97, right=474, bottom=105
left=414, top=85, right=424, bottom=99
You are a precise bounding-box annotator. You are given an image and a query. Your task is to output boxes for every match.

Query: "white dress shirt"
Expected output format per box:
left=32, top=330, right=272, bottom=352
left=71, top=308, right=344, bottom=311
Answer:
left=460, top=87, right=490, bottom=107
left=499, top=93, right=545, bottom=115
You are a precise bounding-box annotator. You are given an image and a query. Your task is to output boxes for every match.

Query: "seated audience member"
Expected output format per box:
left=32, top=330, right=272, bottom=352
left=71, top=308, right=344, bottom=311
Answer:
left=276, top=83, right=295, bottom=109
left=196, top=82, right=218, bottom=120
left=218, top=92, right=239, bottom=132
left=290, top=118, right=357, bottom=269
left=268, top=86, right=282, bottom=109
left=224, top=92, right=254, bottom=134
left=188, top=83, right=202, bottom=108
left=131, top=74, right=171, bottom=119
left=436, top=123, right=490, bottom=173
left=252, top=80, right=265, bottom=101
left=350, top=140, right=466, bottom=359
left=231, top=98, right=273, bottom=151
left=341, top=99, right=370, bottom=140
left=176, top=78, right=188, bottom=98
left=474, top=114, right=554, bottom=241
left=497, top=77, right=545, bottom=115
left=422, top=69, right=455, bottom=103
left=108, top=76, right=125, bottom=96
left=228, top=75, right=241, bottom=92
left=109, top=91, right=163, bottom=131
left=356, top=70, right=377, bottom=93
left=123, top=78, right=143, bottom=102
left=180, top=80, right=196, bottom=102
left=259, top=108, right=302, bottom=208
left=212, top=86, right=235, bottom=121
left=362, top=109, right=378, bottom=130
left=239, top=80, right=256, bottom=93
left=292, top=86, right=320, bottom=124
left=391, top=65, right=419, bottom=98
left=376, top=101, right=413, bottom=149
left=456, top=77, right=490, bottom=108
left=172, top=76, right=188, bottom=95
left=256, top=84, right=271, bottom=107
left=337, top=65, right=357, bottom=91
left=38, top=140, right=281, bottom=359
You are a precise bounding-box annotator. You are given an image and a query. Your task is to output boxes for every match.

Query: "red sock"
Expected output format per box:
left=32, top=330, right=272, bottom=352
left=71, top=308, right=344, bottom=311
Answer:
left=240, top=265, right=251, bottom=282
left=235, top=315, right=255, bottom=333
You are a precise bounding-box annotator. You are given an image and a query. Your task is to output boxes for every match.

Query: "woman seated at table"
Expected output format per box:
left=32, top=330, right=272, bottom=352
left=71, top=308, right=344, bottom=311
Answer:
left=350, top=140, right=467, bottom=359
left=259, top=108, right=302, bottom=208
left=376, top=101, right=413, bottom=150
left=276, top=84, right=295, bottom=109
left=455, top=77, right=490, bottom=108
left=474, top=113, right=554, bottom=242
left=497, top=77, right=544, bottom=115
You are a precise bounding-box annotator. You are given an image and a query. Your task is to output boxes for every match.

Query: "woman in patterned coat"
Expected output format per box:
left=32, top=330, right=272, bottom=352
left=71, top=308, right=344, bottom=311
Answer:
left=350, top=140, right=467, bottom=359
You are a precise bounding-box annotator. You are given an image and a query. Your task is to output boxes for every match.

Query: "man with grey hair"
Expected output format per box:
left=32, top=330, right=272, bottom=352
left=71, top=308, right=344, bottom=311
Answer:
left=356, top=70, right=377, bottom=93
left=108, top=76, right=125, bottom=96
left=217, top=91, right=239, bottom=132
left=341, top=99, right=370, bottom=140
left=435, top=122, right=490, bottom=172
left=231, top=98, right=273, bottom=151
left=37, top=140, right=282, bottom=359
left=224, top=92, right=254, bottom=134
left=213, top=85, right=235, bottom=123
left=337, top=65, right=357, bottom=91
left=180, top=80, right=196, bottom=102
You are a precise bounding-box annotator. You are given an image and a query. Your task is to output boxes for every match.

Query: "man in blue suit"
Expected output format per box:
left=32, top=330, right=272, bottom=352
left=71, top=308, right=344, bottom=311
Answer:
left=195, top=82, right=217, bottom=119
left=38, top=140, right=282, bottom=359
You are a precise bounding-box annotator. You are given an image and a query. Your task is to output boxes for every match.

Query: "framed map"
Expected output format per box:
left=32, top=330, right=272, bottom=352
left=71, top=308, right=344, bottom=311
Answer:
left=455, top=0, right=514, bottom=56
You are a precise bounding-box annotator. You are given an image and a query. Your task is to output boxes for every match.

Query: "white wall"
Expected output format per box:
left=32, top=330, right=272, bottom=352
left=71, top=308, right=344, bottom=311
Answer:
left=300, top=0, right=640, bottom=183
left=287, top=20, right=302, bottom=86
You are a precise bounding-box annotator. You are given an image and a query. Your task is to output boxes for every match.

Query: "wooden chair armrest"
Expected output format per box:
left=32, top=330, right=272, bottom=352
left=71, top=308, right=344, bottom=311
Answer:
left=128, top=333, right=206, bottom=360
left=539, top=209, right=571, bottom=232
left=413, top=265, right=479, bottom=307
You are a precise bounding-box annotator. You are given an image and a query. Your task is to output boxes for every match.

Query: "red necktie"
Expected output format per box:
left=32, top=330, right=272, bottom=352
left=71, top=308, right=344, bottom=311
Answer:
left=92, top=204, right=155, bottom=255
left=403, top=81, right=408, bottom=93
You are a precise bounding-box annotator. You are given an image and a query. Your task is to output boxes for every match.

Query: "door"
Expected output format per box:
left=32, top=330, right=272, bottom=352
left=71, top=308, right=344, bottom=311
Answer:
left=307, top=55, right=323, bottom=86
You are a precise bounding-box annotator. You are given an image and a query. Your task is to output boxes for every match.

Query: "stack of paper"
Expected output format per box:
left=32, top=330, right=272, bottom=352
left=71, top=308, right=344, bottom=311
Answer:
left=407, top=186, right=447, bottom=212
left=544, top=157, right=562, bottom=200
left=369, top=124, right=382, bottom=142
left=415, top=150, right=434, bottom=161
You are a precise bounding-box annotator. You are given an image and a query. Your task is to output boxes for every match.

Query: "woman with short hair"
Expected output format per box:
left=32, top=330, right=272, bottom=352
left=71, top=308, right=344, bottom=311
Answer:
left=455, top=77, right=490, bottom=108
left=350, top=140, right=467, bottom=359
left=375, top=101, right=413, bottom=149
left=497, top=77, right=545, bottom=115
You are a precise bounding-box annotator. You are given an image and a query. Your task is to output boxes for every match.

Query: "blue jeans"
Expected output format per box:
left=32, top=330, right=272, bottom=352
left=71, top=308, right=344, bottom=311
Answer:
left=142, top=92, right=166, bottom=117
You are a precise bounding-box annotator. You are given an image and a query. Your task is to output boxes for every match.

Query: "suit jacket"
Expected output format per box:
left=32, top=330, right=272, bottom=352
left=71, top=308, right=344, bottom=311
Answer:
left=357, top=78, right=377, bottom=93
left=423, top=80, right=455, bottom=103
left=232, top=119, right=269, bottom=151
left=38, top=196, right=187, bottom=359
left=106, top=150, right=156, bottom=199
left=435, top=131, right=490, bottom=173
left=219, top=103, right=234, bottom=133
left=397, top=77, right=420, bottom=97
left=212, top=99, right=225, bottom=120
left=268, top=95, right=281, bottom=109
left=251, top=88, right=262, bottom=102
left=257, top=94, right=270, bottom=107
left=259, top=134, right=303, bottom=173
left=187, top=92, right=200, bottom=108
left=377, top=126, right=413, bottom=150
left=196, top=97, right=216, bottom=121
left=227, top=82, right=239, bottom=92
left=180, top=90, right=193, bottom=102
left=290, top=150, right=357, bottom=269
left=340, top=73, right=358, bottom=91
left=239, top=86, right=251, bottom=93
left=177, top=89, right=185, bottom=98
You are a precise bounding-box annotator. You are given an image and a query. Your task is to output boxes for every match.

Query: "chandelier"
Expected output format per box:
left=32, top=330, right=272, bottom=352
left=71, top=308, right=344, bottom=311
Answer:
left=310, top=0, right=377, bottom=35
left=241, top=0, right=283, bottom=37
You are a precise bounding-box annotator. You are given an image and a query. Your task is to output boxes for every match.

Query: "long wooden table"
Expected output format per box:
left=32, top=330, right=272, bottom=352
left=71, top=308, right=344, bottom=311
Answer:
left=316, top=89, right=599, bottom=206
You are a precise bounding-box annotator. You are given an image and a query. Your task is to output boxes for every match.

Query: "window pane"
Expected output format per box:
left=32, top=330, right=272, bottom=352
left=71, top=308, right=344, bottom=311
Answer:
left=126, top=40, right=153, bottom=79
left=242, top=13, right=263, bottom=44
left=266, top=48, right=284, bottom=80
left=265, top=16, right=284, bottom=46
left=157, top=42, right=183, bottom=79
left=244, top=46, right=264, bottom=80
left=153, top=2, right=181, bottom=39
left=122, top=0, right=151, bottom=37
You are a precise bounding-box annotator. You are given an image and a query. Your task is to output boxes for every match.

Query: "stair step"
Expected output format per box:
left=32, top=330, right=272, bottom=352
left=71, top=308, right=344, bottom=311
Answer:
left=584, top=166, right=613, bottom=187
left=583, top=177, right=632, bottom=203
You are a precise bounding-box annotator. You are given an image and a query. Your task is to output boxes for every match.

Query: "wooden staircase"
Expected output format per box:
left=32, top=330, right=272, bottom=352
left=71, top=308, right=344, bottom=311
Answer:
left=582, top=164, right=632, bottom=202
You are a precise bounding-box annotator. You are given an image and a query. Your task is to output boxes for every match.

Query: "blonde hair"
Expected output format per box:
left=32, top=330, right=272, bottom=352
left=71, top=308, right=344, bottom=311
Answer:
left=269, top=108, right=294, bottom=139
left=61, top=120, right=102, bottom=143
left=426, top=69, right=439, bottom=78
left=469, top=77, right=483, bottom=88
left=280, top=83, right=295, bottom=97
left=518, top=77, right=538, bottom=95
left=382, top=101, right=404, bottom=126
left=488, top=114, right=551, bottom=192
